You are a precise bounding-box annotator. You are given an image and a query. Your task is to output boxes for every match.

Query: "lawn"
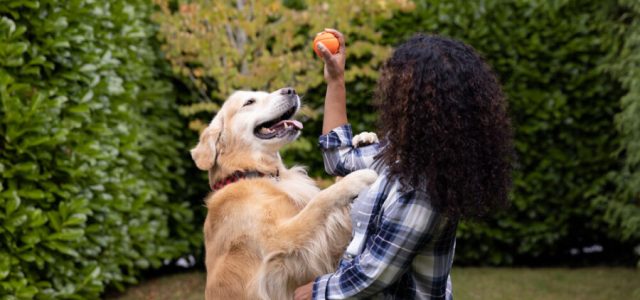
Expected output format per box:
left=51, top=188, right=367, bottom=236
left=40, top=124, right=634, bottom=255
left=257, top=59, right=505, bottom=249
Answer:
left=452, top=268, right=639, bottom=300
left=105, top=267, right=640, bottom=300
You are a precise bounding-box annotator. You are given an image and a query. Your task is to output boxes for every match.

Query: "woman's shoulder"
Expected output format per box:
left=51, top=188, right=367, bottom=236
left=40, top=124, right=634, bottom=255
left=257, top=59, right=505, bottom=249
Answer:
left=378, top=171, right=456, bottom=221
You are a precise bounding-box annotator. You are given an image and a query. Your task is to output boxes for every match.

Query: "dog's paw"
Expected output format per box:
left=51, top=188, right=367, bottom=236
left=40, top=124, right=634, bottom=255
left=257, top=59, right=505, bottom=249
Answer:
left=352, top=132, right=379, bottom=148
left=338, top=169, right=378, bottom=201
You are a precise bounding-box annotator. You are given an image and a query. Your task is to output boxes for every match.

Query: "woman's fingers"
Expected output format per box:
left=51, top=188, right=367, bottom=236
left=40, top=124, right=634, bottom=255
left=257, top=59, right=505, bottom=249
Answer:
left=323, top=28, right=346, bottom=53
left=294, top=282, right=314, bottom=300
left=318, top=43, right=340, bottom=78
left=317, top=42, right=334, bottom=62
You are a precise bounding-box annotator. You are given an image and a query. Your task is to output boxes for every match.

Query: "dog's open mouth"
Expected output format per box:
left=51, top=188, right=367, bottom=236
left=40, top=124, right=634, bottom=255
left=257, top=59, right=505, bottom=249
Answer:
left=254, top=106, right=303, bottom=139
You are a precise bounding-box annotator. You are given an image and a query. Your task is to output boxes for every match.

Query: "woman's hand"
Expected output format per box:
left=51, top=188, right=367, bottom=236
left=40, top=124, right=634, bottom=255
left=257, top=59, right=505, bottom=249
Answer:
left=316, top=28, right=346, bottom=84
left=294, top=281, right=314, bottom=300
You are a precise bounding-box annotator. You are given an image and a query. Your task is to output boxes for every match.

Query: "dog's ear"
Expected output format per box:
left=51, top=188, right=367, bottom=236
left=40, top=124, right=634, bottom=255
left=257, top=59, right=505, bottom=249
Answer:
left=191, top=115, right=224, bottom=171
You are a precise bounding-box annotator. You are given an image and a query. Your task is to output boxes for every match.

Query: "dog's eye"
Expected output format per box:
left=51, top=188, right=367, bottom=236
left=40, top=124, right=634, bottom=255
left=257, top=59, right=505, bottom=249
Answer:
left=243, top=98, right=256, bottom=107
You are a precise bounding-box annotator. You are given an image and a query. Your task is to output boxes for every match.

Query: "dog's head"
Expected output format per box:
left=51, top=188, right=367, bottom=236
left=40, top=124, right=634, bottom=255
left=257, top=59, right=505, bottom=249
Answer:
left=191, top=87, right=302, bottom=171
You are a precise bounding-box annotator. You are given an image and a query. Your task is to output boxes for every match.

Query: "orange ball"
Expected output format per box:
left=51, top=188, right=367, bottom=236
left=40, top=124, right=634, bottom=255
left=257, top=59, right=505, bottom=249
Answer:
left=313, top=32, right=339, bottom=58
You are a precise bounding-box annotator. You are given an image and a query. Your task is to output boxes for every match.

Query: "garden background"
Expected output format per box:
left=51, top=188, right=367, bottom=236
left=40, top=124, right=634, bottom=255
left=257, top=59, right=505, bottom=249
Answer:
left=0, top=0, right=639, bottom=299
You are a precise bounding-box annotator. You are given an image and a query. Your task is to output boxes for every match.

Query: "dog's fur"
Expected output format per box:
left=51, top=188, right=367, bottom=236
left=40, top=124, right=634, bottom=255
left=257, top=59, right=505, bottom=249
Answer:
left=191, top=88, right=377, bottom=299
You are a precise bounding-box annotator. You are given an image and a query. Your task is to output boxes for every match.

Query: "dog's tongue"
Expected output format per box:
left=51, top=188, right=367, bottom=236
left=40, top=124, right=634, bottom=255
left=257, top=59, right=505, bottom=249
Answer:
left=272, top=120, right=303, bottom=130
left=288, top=120, right=303, bottom=129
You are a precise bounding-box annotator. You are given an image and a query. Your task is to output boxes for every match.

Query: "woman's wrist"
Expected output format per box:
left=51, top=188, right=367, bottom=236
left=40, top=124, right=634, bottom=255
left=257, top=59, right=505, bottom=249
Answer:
left=326, top=77, right=345, bottom=86
left=325, top=79, right=346, bottom=106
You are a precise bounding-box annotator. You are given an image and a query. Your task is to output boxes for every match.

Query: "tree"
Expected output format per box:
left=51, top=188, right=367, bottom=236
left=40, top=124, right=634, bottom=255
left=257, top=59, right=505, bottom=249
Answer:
left=153, top=0, right=414, bottom=135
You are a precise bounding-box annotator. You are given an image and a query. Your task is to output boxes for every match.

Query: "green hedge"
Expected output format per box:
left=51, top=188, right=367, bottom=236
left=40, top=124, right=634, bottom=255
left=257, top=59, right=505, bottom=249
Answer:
left=0, top=0, right=197, bottom=298
left=599, top=0, right=640, bottom=262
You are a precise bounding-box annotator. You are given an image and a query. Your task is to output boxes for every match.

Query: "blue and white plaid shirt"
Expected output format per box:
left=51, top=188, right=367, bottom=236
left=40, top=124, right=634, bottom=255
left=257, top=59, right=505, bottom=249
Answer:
left=313, top=124, right=457, bottom=300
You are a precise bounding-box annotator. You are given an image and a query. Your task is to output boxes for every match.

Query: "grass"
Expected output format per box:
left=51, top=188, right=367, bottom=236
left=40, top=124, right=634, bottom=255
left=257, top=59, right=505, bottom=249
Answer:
left=104, top=271, right=205, bottom=300
left=452, top=267, right=640, bottom=300
left=105, top=267, right=640, bottom=300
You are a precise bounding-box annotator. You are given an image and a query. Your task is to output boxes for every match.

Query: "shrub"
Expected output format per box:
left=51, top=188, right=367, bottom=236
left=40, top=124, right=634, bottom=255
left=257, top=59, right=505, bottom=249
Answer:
left=599, top=0, right=640, bottom=260
left=0, top=0, right=196, bottom=298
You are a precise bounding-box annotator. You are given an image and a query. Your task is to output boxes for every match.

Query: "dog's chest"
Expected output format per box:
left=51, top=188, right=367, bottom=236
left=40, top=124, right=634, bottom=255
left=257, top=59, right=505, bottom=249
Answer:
left=273, top=175, right=320, bottom=208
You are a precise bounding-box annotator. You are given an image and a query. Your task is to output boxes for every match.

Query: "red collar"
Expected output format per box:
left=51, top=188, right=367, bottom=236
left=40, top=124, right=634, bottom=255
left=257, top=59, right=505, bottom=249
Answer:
left=210, top=170, right=278, bottom=192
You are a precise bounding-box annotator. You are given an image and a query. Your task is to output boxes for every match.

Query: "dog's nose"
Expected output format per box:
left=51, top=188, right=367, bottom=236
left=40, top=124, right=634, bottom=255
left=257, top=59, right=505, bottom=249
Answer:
left=280, top=87, right=297, bottom=96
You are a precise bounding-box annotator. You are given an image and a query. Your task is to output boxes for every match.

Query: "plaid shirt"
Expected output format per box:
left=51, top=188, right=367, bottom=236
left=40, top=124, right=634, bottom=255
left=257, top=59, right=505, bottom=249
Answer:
left=313, top=124, right=457, bottom=300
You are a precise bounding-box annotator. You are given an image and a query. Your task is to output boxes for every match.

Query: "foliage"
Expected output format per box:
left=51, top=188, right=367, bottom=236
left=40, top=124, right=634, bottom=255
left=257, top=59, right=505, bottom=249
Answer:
left=598, top=0, right=640, bottom=262
left=0, top=0, right=196, bottom=298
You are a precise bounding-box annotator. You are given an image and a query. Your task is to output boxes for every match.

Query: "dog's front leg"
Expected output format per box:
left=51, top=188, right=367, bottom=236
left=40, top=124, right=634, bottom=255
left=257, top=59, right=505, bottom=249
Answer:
left=255, top=169, right=377, bottom=300
left=272, top=169, right=377, bottom=251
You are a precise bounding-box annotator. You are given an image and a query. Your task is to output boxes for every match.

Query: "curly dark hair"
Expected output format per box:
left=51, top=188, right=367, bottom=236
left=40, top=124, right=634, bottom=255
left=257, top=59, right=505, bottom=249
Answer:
left=375, top=34, right=514, bottom=219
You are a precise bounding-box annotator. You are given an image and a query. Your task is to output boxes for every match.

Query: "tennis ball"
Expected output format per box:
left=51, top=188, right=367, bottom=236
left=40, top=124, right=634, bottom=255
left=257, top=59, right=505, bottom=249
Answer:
left=313, top=32, right=339, bottom=58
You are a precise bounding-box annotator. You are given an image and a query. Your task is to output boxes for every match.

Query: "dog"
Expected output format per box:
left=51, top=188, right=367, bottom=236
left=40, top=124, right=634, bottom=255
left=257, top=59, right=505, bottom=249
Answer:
left=191, top=87, right=378, bottom=299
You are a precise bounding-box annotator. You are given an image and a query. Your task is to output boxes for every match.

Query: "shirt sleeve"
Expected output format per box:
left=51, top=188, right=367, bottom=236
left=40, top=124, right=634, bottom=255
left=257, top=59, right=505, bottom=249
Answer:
left=312, top=190, right=441, bottom=299
left=318, top=124, right=381, bottom=176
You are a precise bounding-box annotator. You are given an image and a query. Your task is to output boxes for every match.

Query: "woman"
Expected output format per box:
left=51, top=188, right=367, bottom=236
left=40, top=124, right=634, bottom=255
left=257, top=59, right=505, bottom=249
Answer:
left=295, top=29, right=514, bottom=300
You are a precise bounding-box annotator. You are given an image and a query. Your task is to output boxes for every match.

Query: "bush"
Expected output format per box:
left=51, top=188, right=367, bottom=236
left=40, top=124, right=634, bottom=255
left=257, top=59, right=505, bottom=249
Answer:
left=599, top=0, right=640, bottom=266
left=0, top=0, right=197, bottom=298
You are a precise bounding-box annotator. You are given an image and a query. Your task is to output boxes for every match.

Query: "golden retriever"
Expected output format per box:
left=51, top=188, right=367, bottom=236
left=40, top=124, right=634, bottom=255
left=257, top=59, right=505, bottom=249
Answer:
left=191, top=87, right=377, bottom=299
